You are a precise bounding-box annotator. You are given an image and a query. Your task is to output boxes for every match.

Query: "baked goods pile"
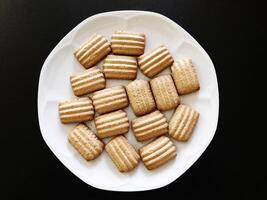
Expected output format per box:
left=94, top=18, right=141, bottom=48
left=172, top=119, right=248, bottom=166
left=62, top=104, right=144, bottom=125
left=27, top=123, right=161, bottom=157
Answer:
left=58, top=31, right=200, bottom=172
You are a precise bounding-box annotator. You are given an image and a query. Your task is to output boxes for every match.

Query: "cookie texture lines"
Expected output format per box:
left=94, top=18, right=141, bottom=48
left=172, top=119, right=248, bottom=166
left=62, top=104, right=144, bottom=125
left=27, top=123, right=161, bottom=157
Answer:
left=169, top=104, right=199, bottom=141
left=92, top=86, right=128, bottom=114
left=105, top=136, right=140, bottom=172
left=58, top=97, right=94, bottom=123
left=70, top=67, right=105, bottom=96
left=74, top=34, right=111, bottom=69
left=111, top=31, right=145, bottom=56
left=68, top=124, right=104, bottom=161
left=95, top=110, right=129, bottom=139
left=103, top=55, right=137, bottom=80
left=132, top=110, right=168, bottom=141
left=140, top=136, right=177, bottom=170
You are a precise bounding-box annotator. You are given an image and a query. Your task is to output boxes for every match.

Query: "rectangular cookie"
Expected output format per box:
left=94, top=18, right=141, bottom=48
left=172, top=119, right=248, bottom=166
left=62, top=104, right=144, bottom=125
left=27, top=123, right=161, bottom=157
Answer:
left=150, top=75, right=180, bottom=111
left=74, top=34, right=111, bottom=69
left=58, top=97, right=94, bottom=123
left=68, top=124, right=104, bottom=161
left=92, top=86, right=129, bottom=114
left=95, top=110, right=129, bottom=139
left=139, top=136, right=177, bottom=170
left=138, top=45, right=174, bottom=78
left=111, top=31, right=145, bottom=56
left=132, top=110, right=168, bottom=141
left=169, top=104, right=199, bottom=141
left=103, top=55, right=137, bottom=80
left=126, top=80, right=156, bottom=116
left=105, top=136, right=140, bottom=172
left=70, top=67, right=106, bottom=96
left=171, top=59, right=200, bottom=95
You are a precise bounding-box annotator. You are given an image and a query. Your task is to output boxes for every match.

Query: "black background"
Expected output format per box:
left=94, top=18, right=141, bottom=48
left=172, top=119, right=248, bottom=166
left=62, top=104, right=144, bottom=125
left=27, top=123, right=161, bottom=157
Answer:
left=0, top=0, right=245, bottom=199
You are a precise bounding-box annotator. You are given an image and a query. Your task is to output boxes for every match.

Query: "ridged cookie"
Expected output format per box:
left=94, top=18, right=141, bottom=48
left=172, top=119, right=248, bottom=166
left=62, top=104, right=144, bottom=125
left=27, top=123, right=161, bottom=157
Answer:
left=169, top=104, right=199, bottom=141
left=126, top=80, right=156, bottom=116
left=103, top=55, right=137, bottom=80
left=92, top=86, right=129, bottom=114
left=58, top=97, right=94, bottom=123
left=111, top=31, right=145, bottom=56
left=95, top=110, right=129, bottom=139
left=70, top=67, right=105, bottom=96
left=139, top=136, right=176, bottom=170
left=74, top=34, right=111, bottom=69
left=150, top=75, right=180, bottom=111
left=171, top=59, right=200, bottom=95
left=132, top=110, right=168, bottom=141
left=138, top=45, right=174, bottom=78
left=105, top=136, right=140, bottom=172
left=68, top=124, right=104, bottom=161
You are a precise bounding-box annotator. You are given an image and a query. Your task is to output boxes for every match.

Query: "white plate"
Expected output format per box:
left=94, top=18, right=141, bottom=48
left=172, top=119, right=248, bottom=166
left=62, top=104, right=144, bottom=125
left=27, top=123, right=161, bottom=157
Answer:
left=38, top=10, right=219, bottom=191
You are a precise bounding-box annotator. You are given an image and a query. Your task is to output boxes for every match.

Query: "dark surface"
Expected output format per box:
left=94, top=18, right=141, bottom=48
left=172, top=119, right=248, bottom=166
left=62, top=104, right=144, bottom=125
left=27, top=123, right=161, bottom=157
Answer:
left=0, top=0, right=245, bottom=199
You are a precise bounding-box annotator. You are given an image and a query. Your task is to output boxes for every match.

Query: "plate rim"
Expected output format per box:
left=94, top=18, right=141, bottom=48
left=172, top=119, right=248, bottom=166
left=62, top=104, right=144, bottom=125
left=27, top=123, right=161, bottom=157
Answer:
left=37, top=10, right=219, bottom=192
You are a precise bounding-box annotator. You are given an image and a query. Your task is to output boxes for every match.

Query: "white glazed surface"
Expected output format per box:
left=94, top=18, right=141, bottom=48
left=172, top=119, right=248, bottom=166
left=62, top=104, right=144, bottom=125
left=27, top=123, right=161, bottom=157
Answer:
left=38, top=11, right=219, bottom=191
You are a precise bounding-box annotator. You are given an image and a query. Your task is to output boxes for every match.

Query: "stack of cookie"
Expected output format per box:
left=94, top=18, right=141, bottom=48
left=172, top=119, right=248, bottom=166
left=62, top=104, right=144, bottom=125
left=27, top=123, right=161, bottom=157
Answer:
left=58, top=31, right=200, bottom=173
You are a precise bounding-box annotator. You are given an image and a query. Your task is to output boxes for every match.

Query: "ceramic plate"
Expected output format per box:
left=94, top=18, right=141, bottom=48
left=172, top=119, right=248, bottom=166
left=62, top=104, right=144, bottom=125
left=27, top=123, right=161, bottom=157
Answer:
left=38, top=10, right=219, bottom=191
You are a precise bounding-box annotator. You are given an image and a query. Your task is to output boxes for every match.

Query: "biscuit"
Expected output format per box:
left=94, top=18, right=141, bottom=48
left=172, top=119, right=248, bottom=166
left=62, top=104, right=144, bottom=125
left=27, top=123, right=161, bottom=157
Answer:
left=103, top=55, right=137, bottom=80
left=105, top=136, right=140, bottom=172
left=92, top=86, right=128, bottom=114
left=138, top=45, right=174, bottom=78
left=74, top=34, right=111, bottom=69
left=169, top=104, right=199, bottom=141
left=68, top=124, right=104, bottom=161
left=95, top=110, right=129, bottom=139
left=58, top=97, right=94, bottom=123
left=139, top=136, right=176, bottom=170
left=132, top=110, right=168, bottom=141
left=126, top=80, right=156, bottom=116
left=171, top=59, right=200, bottom=95
left=150, top=75, right=180, bottom=111
left=111, top=31, right=145, bottom=56
left=70, top=67, right=105, bottom=96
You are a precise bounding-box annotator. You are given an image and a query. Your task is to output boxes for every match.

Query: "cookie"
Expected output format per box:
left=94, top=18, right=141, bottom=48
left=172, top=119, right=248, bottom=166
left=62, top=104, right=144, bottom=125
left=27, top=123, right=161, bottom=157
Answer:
left=103, top=55, right=137, bottom=80
left=111, top=31, right=145, bottom=56
left=105, top=136, right=140, bottom=172
left=74, top=34, right=111, bottom=69
left=138, top=45, right=174, bottom=78
left=95, top=110, right=129, bottom=139
left=171, top=59, right=200, bottom=95
left=126, top=80, right=156, bottom=116
left=92, top=86, right=128, bottom=114
left=58, top=97, right=94, bottom=123
left=169, top=104, right=199, bottom=141
left=139, top=136, right=176, bottom=170
left=68, top=124, right=104, bottom=161
left=132, top=110, right=168, bottom=141
left=150, top=75, right=180, bottom=111
left=70, top=67, right=105, bottom=96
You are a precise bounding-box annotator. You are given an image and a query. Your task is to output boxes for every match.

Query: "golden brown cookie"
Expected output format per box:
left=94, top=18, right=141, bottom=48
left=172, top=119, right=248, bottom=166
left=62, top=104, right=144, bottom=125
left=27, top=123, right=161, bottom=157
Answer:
left=103, top=55, right=137, bottom=80
left=150, top=75, right=180, bottom=111
left=58, top=97, right=94, bottom=124
left=74, top=34, right=111, bottom=69
left=95, top=110, right=129, bottom=139
left=132, top=110, right=168, bottom=141
left=169, top=104, right=199, bottom=141
left=126, top=80, right=156, bottom=116
left=68, top=124, right=104, bottom=161
left=105, top=136, right=140, bottom=172
left=139, top=136, right=176, bottom=170
left=171, top=59, right=200, bottom=95
left=70, top=67, right=105, bottom=96
left=138, top=45, right=174, bottom=78
left=111, top=31, right=145, bottom=56
left=92, top=86, right=128, bottom=114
